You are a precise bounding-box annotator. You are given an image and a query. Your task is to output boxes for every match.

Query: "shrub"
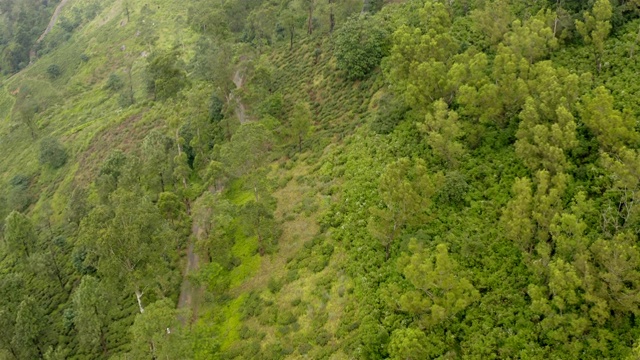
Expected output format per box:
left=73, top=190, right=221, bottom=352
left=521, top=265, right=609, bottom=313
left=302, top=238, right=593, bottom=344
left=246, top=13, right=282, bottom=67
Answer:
left=39, top=137, right=68, bottom=169
left=105, top=73, right=124, bottom=91
left=277, top=310, right=297, bottom=326
left=315, top=330, right=331, bottom=346
left=334, top=15, right=389, bottom=80
left=47, top=64, right=62, bottom=79
left=371, top=93, right=408, bottom=134
left=268, top=277, right=283, bottom=293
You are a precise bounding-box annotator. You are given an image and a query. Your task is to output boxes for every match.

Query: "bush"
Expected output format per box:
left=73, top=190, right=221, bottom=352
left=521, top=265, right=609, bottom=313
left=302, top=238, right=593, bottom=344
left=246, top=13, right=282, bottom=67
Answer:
left=47, top=64, right=62, bottom=79
left=334, top=15, right=389, bottom=80
left=277, top=310, right=297, bottom=326
left=315, top=330, right=331, bottom=346
left=39, top=137, right=68, bottom=169
left=371, top=93, right=408, bottom=134
left=105, top=73, right=124, bottom=92
left=268, top=277, right=283, bottom=293
left=298, top=342, right=312, bottom=355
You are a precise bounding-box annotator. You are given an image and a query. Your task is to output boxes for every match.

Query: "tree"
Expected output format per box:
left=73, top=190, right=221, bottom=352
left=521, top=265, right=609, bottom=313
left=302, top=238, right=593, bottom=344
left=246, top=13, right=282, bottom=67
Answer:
left=46, top=64, right=61, bottom=79
left=579, top=86, right=638, bottom=153
left=39, top=137, right=68, bottom=169
left=280, top=9, right=302, bottom=50
left=504, top=10, right=558, bottom=64
left=0, top=273, right=25, bottom=359
left=4, top=211, right=37, bottom=258
left=242, top=194, right=279, bottom=256
left=383, top=1, right=458, bottom=111
left=501, top=177, right=535, bottom=253
left=129, top=298, right=190, bottom=359
left=11, top=296, right=46, bottom=359
left=417, top=99, right=465, bottom=167
left=515, top=99, right=578, bottom=174
left=388, top=328, right=430, bottom=360
left=600, top=148, right=640, bottom=234
left=31, top=235, right=71, bottom=295
left=192, top=192, right=235, bottom=263
left=104, top=73, right=124, bottom=92
left=157, top=191, right=187, bottom=227
left=290, top=101, right=312, bottom=152
left=334, top=14, right=389, bottom=80
left=79, top=188, right=175, bottom=314
left=470, top=0, right=515, bottom=48
left=12, top=95, right=39, bottom=139
left=398, top=241, right=480, bottom=328
left=220, top=122, right=274, bottom=197
left=575, top=0, right=612, bottom=72
left=72, top=276, right=110, bottom=354
left=368, top=158, right=443, bottom=260
left=146, top=49, right=189, bottom=100
left=141, top=129, right=176, bottom=194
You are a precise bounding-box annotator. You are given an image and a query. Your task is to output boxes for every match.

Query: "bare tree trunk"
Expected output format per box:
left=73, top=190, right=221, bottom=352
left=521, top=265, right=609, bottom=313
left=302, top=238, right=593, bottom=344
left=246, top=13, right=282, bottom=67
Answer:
left=135, top=289, right=145, bottom=314
left=290, top=28, right=294, bottom=49
left=329, top=0, right=335, bottom=33
left=307, top=6, right=313, bottom=35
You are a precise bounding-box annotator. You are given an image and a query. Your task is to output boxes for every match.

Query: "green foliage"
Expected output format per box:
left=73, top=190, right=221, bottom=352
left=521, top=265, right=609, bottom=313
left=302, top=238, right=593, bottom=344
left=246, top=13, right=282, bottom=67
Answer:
left=146, top=49, right=189, bottom=100
left=105, top=73, right=124, bottom=92
left=4, top=0, right=640, bottom=358
left=334, top=15, right=389, bottom=80
left=129, top=298, right=190, bottom=359
left=46, top=64, right=62, bottom=79
left=290, top=101, right=312, bottom=152
left=388, top=328, right=429, bottom=360
left=4, top=211, right=37, bottom=258
left=79, top=188, right=176, bottom=313
left=72, top=276, right=110, bottom=354
left=370, top=93, right=407, bottom=134
left=39, top=137, right=68, bottom=169
left=398, top=241, right=480, bottom=328
left=576, top=0, right=613, bottom=71
left=368, top=158, right=443, bottom=260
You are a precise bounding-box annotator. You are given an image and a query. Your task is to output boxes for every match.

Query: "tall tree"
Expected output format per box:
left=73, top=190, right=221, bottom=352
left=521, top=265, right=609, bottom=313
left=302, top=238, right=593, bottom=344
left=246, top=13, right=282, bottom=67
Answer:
left=290, top=101, right=312, bottom=152
left=575, top=0, right=612, bottom=72
left=129, top=298, right=190, bottom=359
left=80, top=188, right=175, bottom=314
left=417, top=99, right=465, bottom=167
left=241, top=192, right=279, bottom=256
left=398, top=241, right=480, bottom=328
left=4, top=211, right=37, bottom=258
left=368, top=158, right=443, bottom=260
left=579, top=86, right=638, bottom=153
left=12, top=296, right=46, bottom=359
left=72, top=276, right=110, bottom=355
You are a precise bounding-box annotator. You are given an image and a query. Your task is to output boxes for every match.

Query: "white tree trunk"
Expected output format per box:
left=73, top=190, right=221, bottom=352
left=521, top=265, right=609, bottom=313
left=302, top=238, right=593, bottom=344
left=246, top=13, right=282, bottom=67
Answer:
left=135, top=289, right=145, bottom=314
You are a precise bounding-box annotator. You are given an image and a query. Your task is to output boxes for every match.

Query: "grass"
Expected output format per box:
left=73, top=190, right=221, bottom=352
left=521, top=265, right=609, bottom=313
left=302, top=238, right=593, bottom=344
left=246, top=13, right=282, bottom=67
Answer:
left=218, top=293, right=247, bottom=350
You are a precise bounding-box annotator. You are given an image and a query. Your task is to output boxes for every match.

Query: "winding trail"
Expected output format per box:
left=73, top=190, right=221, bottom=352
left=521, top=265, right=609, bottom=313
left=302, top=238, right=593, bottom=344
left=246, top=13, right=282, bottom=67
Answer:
left=177, top=223, right=201, bottom=324
left=37, top=0, right=71, bottom=43
left=29, top=0, right=71, bottom=62
left=232, top=70, right=248, bottom=124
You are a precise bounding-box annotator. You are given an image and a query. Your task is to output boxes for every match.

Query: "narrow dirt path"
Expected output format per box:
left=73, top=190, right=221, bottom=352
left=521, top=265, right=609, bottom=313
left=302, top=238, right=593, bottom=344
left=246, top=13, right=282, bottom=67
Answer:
left=231, top=70, right=248, bottom=124
left=30, top=0, right=71, bottom=62
left=177, top=223, right=201, bottom=324
left=37, top=0, right=71, bottom=43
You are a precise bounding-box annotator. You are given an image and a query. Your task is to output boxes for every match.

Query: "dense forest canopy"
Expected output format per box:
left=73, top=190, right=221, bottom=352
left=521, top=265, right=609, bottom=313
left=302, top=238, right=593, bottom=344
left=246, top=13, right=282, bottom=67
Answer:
left=1, top=0, right=640, bottom=358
